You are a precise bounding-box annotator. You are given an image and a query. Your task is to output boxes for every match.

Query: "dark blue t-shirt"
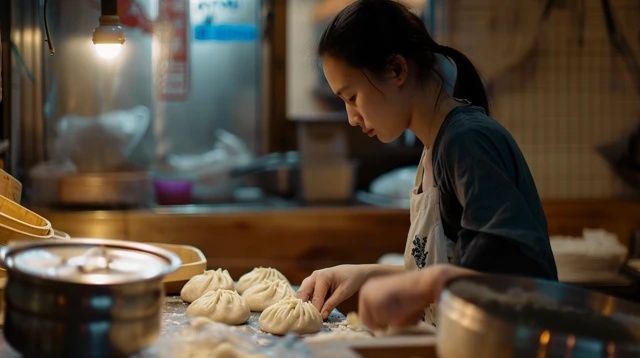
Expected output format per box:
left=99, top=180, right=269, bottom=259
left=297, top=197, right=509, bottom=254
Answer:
left=432, top=105, right=558, bottom=280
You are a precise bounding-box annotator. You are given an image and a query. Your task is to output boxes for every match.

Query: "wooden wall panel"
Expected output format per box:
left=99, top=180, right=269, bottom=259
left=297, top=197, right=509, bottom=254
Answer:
left=125, top=207, right=409, bottom=283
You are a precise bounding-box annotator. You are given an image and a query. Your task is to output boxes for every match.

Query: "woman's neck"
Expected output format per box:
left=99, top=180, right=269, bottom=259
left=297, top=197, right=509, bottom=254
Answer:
left=408, top=81, right=460, bottom=150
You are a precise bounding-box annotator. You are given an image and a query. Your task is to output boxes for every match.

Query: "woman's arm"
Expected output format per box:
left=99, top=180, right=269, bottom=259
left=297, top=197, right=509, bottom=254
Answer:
left=297, top=263, right=405, bottom=319
left=437, top=120, right=557, bottom=280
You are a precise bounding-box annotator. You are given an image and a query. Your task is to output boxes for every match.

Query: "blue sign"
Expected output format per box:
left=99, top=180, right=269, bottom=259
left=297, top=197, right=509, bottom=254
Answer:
left=194, top=23, right=257, bottom=41
left=191, top=0, right=257, bottom=42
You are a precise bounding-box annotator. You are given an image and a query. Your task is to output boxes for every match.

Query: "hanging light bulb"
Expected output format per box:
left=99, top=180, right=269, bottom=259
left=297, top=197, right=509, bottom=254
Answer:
left=92, top=1, right=125, bottom=59
left=94, top=42, right=123, bottom=59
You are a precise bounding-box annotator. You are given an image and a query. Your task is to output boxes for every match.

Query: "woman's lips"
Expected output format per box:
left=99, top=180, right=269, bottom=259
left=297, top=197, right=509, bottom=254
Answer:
left=365, top=128, right=375, bottom=137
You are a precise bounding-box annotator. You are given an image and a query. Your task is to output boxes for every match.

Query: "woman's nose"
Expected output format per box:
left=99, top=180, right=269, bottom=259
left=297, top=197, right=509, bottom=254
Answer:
left=346, top=106, right=361, bottom=127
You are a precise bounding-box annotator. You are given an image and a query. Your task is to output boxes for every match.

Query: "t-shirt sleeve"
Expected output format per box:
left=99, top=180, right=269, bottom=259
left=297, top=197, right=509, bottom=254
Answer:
left=439, top=128, right=551, bottom=277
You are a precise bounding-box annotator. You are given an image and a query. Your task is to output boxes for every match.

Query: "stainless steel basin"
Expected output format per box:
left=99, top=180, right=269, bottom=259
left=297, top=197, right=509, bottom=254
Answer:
left=437, top=274, right=640, bottom=358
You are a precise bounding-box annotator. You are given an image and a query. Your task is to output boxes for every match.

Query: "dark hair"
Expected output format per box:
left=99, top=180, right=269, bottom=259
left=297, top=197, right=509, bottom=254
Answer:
left=318, top=0, right=489, bottom=114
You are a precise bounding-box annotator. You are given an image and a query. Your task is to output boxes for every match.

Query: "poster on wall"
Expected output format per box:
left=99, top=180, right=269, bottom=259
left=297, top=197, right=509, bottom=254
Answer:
left=158, top=0, right=190, bottom=101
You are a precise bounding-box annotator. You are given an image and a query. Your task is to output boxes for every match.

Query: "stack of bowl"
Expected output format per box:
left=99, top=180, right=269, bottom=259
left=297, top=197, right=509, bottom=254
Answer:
left=0, top=172, right=69, bottom=324
left=0, top=194, right=54, bottom=242
left=0, top=169, right=22, bottom=204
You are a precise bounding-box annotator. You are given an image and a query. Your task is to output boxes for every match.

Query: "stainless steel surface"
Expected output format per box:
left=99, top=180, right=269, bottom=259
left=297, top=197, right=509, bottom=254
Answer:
left=4, top=240, right=178, bottom=284
left=437, top=274, right=640, bottom=358
left=0, top=298, right=176, bottom=358
left=39, top=0, right=264, bottom=165
left=11, top=1, right=269, bottom=201
left=157, top=0, right=264, bottom=157
left=0, top=297, right=196, bottom=358
left=41, top=0, right=155, bottom=170
left=0, top=238, right=180, bottom=357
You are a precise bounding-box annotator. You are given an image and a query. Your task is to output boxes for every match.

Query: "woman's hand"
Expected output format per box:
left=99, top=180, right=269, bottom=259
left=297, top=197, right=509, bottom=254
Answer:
left=358, top=264, right=476, bottom=329
left=297, top=264, right=403, bottom=319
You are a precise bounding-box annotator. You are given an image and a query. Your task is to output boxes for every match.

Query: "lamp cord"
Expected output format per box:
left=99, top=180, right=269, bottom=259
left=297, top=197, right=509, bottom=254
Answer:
left=43, top=0, right=55, bottom=55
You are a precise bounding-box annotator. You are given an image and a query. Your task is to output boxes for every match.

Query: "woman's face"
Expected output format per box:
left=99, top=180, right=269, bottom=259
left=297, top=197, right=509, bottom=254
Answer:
left=321, top=55, right=411, bottom=143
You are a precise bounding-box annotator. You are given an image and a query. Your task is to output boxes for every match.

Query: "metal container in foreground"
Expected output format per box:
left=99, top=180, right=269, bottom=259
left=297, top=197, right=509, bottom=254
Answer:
left=0, top=238, right=181, bottom=358
left=437, top=274, right=640, bottom=358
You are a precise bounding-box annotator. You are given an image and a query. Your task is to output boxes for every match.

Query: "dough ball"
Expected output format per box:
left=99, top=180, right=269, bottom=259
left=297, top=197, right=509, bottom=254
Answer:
left=186, top=289, right=250, bottom=325
left=236, top=267, right=289, bottom=294
left=242, top=279, right=294, bottom=312
left=259, top=297, right=322, bottom=335
left=180, top=269, right=235, bottom=303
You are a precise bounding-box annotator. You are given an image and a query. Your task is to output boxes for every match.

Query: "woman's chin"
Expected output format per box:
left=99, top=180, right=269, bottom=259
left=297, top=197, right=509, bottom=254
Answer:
left=376, top=132, right=399, bottom=144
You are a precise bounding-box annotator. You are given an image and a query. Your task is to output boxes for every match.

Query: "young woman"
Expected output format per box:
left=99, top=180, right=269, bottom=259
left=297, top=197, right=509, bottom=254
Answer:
left=297, top=0, right=557, bottom=328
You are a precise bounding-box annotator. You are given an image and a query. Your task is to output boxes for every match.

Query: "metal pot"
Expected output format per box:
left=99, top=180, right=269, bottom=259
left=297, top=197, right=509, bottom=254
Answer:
left=437, top=274, right=640, bottom=358
left=231, top=151, right=300, bottom=198
left=0, top=239, right=180, bottom=358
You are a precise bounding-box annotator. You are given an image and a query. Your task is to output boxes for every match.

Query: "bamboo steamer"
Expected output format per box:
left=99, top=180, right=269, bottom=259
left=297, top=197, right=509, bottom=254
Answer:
left=0, top=223, right=53, bottom=244
left=150, top=243, right=206, bottom=294
left=0, top=167, right=23, bottom=324
left=0, top=165, right=68, bottom=323
left=0, top=169, right=21, bottom=204
left=0, top=194, right=51, bottom=236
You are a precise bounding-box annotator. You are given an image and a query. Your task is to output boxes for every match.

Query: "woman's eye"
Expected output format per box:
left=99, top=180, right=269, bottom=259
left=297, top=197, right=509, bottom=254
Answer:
left=348, top=95, right=357, bottom=103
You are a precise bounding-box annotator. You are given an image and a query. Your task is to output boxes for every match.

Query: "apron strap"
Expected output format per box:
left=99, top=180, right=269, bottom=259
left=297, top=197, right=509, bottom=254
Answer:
left=414, top=148, right=427, bottom=194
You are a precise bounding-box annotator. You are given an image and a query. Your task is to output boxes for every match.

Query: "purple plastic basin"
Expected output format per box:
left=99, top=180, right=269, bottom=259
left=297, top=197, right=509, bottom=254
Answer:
left=153, top=179, right=193, bottom=205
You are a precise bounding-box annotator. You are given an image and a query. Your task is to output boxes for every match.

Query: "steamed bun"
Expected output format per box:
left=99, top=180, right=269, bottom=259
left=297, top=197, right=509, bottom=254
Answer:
left=259, top=297, right=323, bottom=335
left=186, top=289, right=250, bottom=325
left=181, top=269, right=235, bottom=303
left=236, top=267, right=289, bottom=294
left=242, top=279, right=294, bottom=311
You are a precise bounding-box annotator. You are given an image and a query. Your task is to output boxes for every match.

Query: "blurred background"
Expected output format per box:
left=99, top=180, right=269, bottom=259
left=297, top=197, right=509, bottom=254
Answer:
left=2, top=0, right=639, bottom=206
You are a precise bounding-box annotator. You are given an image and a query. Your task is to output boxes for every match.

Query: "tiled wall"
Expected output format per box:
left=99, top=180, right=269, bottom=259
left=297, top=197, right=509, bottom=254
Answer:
left=444, top=0, right=639, bottom=198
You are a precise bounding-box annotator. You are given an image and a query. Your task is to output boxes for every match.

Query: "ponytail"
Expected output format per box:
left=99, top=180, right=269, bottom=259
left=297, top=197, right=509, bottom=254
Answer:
left=437, top=45, right=490, bottom=115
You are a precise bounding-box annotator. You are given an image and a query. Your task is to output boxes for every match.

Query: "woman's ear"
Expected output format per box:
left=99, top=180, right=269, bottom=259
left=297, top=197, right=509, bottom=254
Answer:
left=385, top=55, right=409, bottom=87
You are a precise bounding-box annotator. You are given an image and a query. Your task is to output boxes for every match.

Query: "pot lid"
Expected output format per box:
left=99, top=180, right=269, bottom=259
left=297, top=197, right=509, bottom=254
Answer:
left=0, top=238, right=181, bottom=285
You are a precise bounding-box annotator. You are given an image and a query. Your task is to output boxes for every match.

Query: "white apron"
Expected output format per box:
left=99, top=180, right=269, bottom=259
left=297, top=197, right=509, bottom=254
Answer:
left=403, top=148, right=456, bottom=324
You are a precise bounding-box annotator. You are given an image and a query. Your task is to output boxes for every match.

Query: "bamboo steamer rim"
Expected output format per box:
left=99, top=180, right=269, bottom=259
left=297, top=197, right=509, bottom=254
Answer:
left=0, top=169, right=22, bottom=203
left=0, top=194, right=51, bottom=231
left=0, top=222, right=54, bottom=243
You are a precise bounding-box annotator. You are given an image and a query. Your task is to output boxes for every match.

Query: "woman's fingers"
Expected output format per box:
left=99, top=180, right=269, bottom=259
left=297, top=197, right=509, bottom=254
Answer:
left=296, top=275, right=315, bottom=301
left=311, top=276, right=331, bottom=313
left=320, top=285, right=349, bottom=320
